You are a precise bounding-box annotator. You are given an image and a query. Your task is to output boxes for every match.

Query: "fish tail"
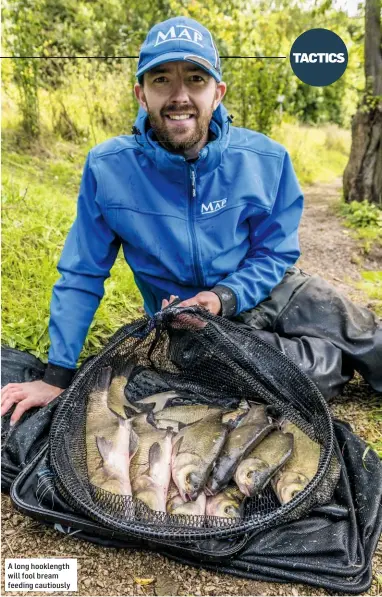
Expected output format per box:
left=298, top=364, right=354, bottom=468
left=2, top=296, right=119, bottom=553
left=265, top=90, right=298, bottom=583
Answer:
left=113, top=357, right=137, bottom=381
left=96, top=366, right=112, bottom=392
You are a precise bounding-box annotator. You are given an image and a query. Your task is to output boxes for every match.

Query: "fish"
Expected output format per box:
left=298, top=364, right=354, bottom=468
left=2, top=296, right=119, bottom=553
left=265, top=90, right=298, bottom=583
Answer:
left=131, top=412, right=158, bottom=435
left=130, top=428, right=174, bottom=512
left=272, top=421, right=321, bottom=504
left=124, top=390, right=183, bottom=417
left=155, top=404, right=221, bottom=427
left=205, top=404, right=276, bottom=495
left=154, top=418, right=182, bottom=433
left=106, top=360, right=137, bottom=418
left=171, top=411, right=228, bottom=501
left=95, top=416, right=139, bottom=495
left=168, top=491, right=206, bottom=518
left=205, top=486, right=245, bottom=519
left=166, top=480, right=183, bottom=512
left=234, top=430, right=294, bottom=497
left=221, top=400, right=250, bottom=426
left=86, top=367, right=119, bottom=484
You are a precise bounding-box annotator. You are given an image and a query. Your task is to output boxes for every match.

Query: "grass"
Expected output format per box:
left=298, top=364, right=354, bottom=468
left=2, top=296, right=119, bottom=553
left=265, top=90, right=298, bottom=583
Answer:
left=1, top=138, right=142, bottom=363
left=273, top=120, right=351, bottom=186
left=336, top=199, right=382, bottom=317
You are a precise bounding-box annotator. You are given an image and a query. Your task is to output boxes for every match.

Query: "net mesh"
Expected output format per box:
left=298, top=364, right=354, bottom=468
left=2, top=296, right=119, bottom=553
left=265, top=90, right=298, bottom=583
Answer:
left=50, top=306, right=340, bottom=543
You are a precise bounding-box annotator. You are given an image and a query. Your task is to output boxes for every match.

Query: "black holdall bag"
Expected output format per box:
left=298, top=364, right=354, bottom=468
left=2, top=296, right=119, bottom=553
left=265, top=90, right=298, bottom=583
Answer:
left=2, top=305, right=382, bottom=594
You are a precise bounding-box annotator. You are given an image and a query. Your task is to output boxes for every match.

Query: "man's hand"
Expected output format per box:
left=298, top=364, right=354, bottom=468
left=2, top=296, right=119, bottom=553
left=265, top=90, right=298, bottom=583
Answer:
left=1, top=381, right=64, bottom=426
left=162, top=291, right=221, bottom=315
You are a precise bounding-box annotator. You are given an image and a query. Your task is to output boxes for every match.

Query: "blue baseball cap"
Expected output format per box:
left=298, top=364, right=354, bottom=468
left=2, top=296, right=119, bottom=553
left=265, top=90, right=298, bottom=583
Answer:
left=136, top=17, right=222, bottom=83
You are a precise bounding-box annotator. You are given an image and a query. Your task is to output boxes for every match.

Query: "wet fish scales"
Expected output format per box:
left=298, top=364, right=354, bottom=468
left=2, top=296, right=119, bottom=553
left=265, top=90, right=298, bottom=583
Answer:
left=132, top=428, right=174, bottom=512
left=172, top=411, right=228, bottom=501
left=234, top=430, right=294, bottom=497
left=205, top=486, right=245, bottom=519
left=86, top=367, right=118, bottom=484
left=95, top=416, right=139, bottom=495
left=206, top=404, right=276, bottom=495
left=272, top=421, right=321, bottom=504
left=155, top=404, right=221, bottom=427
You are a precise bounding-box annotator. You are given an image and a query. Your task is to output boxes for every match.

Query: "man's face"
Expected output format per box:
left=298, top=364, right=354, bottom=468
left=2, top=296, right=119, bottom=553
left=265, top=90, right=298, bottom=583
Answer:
left=134, top=62, right=226, bottom=155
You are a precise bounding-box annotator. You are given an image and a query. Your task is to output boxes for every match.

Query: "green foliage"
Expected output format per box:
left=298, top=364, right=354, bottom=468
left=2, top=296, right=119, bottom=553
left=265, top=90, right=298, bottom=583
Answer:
left=340, top=200, right=382, bottom=228
left=355, top=272, right=382, bottom=317
left=2, top=0, right=46, bottom=137
left=337, top=201, right=382, bottom=317
left=2, top=0, right=365, bottom=139
left=1, top=146, right=142, bottom=362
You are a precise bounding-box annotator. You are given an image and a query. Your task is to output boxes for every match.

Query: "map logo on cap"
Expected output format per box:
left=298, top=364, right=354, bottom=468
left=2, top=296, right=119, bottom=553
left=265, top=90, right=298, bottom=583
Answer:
left=136, top=17, right=222, bottom=82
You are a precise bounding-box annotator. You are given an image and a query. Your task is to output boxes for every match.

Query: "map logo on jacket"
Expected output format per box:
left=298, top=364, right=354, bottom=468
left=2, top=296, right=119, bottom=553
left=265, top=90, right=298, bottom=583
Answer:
left=201, top=199, right=227, bottom=214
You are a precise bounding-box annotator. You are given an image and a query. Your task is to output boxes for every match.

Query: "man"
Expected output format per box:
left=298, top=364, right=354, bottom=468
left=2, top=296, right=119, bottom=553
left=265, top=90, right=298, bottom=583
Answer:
left=2, top=17, right=381, bottom=424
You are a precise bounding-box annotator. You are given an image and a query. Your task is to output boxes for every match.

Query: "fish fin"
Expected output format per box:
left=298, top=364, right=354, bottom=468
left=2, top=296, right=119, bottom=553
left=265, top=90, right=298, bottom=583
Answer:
left=148, top=442, right=162, bottom=474
left=96, top=367, right=112, bottom=392
left=238, top=399, right=250, bottom=410
left=226, top=418, right=238, bottom=431
left=108, top=403, right=127, bottom=419
left=113, top=358, right=136, bottom=380
left=124, top=405, right=139, bottom=418
left=172, top=435, right=183, bottom=455
left=96, top=436, right=113, bottom=462
left=134, top=401, right=156, bottom=414
left=129, top=428, right=139, bottom=459
left=115, top=412, right=128, bottom=423
left=146, top=410, right=157, bottom=428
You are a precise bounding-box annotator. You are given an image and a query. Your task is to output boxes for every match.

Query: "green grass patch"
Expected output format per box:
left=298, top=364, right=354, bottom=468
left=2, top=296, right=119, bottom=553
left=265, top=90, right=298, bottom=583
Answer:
left=2, top=152, right=142, bottom=364
left=273, top=120, right=350, bottom=186
left=356, top=271, right=382, bottom=317
left=336, top=200, right=382, bottom=316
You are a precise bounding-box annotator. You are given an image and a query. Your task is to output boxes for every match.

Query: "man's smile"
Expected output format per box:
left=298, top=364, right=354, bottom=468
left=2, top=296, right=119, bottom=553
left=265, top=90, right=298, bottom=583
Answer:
left=164, top=113, right=196, bottom=123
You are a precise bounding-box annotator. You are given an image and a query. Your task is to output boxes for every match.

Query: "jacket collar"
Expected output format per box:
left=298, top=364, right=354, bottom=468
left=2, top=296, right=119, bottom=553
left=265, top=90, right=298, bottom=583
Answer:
left=132, top=103, right=232, bottom=176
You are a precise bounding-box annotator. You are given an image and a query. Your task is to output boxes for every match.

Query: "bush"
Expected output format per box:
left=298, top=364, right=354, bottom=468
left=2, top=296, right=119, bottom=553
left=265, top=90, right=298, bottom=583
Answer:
left=341, top=200, right=382, bottom=228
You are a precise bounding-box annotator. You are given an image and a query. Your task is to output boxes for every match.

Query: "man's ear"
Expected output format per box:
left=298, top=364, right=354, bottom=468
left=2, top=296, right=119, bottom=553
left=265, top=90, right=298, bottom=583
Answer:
left=134, top=83, right=148, bottom=110
left=213, top=81, right=227, bottom=111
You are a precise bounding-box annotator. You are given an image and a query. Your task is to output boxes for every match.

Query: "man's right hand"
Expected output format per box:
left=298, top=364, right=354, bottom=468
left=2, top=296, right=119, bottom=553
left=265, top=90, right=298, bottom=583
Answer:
left=1, top=380, right=64, bottom=426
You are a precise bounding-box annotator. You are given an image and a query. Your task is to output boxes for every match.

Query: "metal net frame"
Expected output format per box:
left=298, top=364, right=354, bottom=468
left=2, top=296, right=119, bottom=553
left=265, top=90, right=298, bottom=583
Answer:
left=50, top=306, right=340, bottom=543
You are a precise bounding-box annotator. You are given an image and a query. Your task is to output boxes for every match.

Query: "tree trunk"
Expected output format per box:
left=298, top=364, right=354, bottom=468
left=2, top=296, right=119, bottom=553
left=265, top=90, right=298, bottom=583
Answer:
left=343, top=105, right=382, bottom=205
left=343, top=0, right=382, bottom=206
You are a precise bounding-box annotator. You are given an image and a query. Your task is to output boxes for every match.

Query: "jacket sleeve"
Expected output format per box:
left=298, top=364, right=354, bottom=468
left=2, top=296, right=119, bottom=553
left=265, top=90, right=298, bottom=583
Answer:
left=46, top=151, right=121, bottom=372
left=212, top=151, right=303, bottom=316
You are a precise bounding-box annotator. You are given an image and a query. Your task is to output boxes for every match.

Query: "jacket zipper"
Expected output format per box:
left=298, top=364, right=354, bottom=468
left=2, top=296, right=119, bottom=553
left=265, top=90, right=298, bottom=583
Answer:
left=188, top=165, right=204, bottom=286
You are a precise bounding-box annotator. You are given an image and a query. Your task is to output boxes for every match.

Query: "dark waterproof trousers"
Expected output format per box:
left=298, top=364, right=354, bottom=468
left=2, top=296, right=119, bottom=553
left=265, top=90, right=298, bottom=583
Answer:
left=231, top=267, right=382, bottom=399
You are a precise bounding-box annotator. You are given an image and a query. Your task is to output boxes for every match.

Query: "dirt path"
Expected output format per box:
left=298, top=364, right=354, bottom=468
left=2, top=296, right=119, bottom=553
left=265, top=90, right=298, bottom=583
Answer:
left=2, top=177, right=381, bottom=597
left=298, top=178, right=364, bottom=294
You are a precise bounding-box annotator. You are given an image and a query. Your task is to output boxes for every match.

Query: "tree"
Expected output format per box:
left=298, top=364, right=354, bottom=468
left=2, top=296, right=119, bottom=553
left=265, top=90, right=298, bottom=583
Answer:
left=343, top=0, right=382, bottom=206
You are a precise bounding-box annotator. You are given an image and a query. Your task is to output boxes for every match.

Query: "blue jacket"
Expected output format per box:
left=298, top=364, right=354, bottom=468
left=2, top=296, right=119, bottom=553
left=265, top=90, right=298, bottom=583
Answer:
left=48, top=102, right=303, bottom=371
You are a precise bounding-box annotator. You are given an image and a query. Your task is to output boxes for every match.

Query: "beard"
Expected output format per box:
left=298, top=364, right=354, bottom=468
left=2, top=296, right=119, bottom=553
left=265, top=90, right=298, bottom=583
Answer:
left=146, top=101, right=215, bottom=153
